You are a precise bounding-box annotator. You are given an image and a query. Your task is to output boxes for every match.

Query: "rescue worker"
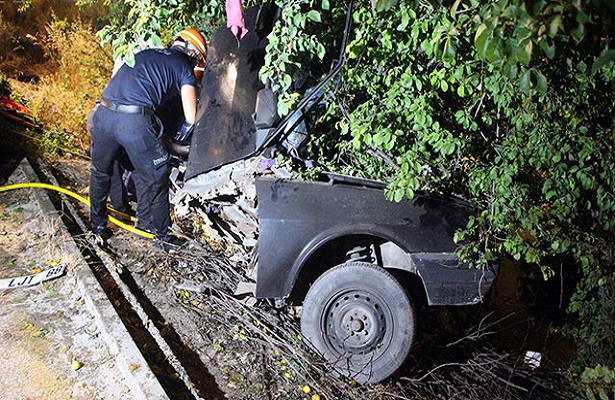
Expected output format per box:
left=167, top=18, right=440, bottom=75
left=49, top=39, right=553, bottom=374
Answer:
left=88, top=28, right=207, bottom=252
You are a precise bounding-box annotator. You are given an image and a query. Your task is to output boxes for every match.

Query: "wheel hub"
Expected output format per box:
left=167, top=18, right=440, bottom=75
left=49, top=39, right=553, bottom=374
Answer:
left=349, top=319, right=364, bottom=332
left=324, top=291, right=387, bottom=355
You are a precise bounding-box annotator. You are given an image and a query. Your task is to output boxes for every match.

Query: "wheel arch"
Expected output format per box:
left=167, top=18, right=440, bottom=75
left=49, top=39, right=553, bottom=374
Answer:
left=286, top=229, right=428, bottom=305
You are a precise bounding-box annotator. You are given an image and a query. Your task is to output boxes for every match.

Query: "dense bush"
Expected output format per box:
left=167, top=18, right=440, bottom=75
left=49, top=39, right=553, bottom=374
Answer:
left=227, top=0, right=615, bottom=380
left=0, top=1, right=110, bottom=154
left=326, top=0, right=615, bottom=376
left=30, top=18, right=112, bottom=150
left=333, top=0, right=614, bottom=378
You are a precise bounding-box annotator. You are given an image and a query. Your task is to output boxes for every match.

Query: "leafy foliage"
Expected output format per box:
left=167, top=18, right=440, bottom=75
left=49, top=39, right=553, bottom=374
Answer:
left=259, top=0, right=337, bottom=115
left=259, top=0, right=615, bottom=375
left=581, top=364, right=615, bottom=400
left=87, top=0, right=266, bottom=66
left=89, top=0, right=227, bottom=66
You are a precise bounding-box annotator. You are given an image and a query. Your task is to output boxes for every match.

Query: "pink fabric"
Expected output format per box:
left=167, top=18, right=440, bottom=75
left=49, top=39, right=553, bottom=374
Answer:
left=226, top=0, right=248, bottom=42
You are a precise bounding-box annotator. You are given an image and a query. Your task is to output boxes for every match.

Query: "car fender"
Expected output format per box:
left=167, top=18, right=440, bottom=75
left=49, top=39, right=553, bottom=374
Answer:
left=254, top=177, right=490, bottom=302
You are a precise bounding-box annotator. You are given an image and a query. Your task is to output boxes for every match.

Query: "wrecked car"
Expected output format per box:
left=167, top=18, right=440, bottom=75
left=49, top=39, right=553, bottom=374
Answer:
left=170, top=3, right=496, bottom=385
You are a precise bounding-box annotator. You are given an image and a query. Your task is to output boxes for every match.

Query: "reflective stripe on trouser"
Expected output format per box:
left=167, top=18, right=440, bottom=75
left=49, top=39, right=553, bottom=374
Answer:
left=89, top=105, right=170, bottom=238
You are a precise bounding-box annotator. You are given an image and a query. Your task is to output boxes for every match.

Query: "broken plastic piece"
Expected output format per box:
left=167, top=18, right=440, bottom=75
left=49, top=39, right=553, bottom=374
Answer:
left=524, top=351, right=541, bottom=369
left=260, top=158, right=276, bottom=170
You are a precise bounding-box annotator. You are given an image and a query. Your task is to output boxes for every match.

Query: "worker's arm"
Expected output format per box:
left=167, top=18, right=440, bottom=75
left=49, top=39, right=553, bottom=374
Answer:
left=180, top=84, right=197, bottom=124
left=174, top=84, right=198, bottom=144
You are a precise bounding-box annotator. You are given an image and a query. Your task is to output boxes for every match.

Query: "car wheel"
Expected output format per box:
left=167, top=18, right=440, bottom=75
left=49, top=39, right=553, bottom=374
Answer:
left=300, top=261, right=415, bottom=384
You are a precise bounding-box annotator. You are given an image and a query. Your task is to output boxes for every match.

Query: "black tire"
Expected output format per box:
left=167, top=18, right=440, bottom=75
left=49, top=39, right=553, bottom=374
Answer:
left=300, top=261, right=415, bottom=384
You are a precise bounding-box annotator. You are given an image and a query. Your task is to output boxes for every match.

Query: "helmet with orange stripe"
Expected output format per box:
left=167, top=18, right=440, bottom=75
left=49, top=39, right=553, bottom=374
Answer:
left=173, top=28, right=207, bottom=64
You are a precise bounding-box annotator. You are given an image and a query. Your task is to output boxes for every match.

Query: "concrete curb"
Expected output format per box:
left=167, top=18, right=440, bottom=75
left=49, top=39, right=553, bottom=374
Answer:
left=16, top=158, right=170, bottom=400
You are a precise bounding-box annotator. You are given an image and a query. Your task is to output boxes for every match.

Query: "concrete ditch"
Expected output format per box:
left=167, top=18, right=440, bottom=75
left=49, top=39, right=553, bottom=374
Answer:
left=0, top=158, right=172, bottom=399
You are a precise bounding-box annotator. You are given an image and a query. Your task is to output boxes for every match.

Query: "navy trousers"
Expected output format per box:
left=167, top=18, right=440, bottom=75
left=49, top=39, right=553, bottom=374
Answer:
left=109, top=156, right=130, bottom=213
left=89, top=105, right=170, bottom=239
left=109, top=153, right=152, bottom=230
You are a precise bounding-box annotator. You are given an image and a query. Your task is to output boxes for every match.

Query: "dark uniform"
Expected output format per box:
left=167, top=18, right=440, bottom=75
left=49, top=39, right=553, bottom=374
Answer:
left=89, top=47, right=198, bottom=240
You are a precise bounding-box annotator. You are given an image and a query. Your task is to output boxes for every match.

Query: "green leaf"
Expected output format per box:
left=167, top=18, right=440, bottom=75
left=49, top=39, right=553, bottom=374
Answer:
left=443, top=37, right=457, bottom=61
left=441, top=140, right=455, bottom=155
left=485, top=36, right=501, bottom=63
left=475, top=23, right=490, bottom=59
left=149, top=33, right=162, bottom=47
left=278, top=100, right=289, bottom=116
left=375, top=0, right=395, bottom=12
left=347, top=38, right=366, bottom=59
left=316, top=43, right=326, bottom=60
left=535, top=71, right=547, bottom=94
left=571, top=23, right=585, bottom=43
left=307, top=10, right=321, bottom=23
left=519, top=68, right=532, bottom=94
left=293, top=13, right=306, bottom=29
left=517, top=40, right=533, bottom=65
left=393, top=187, right=404, bottom=202
left=399, top=10, right=410, bottom=31
left=545, top=191, right=557, bottom=200
left=540, top=39, right=556, bottom=59
left=548, top=15, right=561, bottom=37
left=321, top=0, right=330, bottom=11
left=591, top=49, right=615, bottom=75
left=503, top=63, right=518, bottom=79
left=282, top=74, right=292, bottom=89
left=450, top=0, right=463, bottom=18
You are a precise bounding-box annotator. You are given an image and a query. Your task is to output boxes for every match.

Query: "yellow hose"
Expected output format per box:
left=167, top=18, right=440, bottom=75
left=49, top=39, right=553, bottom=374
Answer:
left=0, top=182, right=154, bottom=239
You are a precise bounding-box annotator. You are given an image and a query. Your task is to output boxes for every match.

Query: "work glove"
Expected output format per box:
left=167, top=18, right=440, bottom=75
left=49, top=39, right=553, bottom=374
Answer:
left=173, top=121, right=194, bottom=144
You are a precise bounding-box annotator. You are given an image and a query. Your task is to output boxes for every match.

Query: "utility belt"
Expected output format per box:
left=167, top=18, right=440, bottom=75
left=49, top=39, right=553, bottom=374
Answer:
left=99, top=97, right=154, bottom=115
